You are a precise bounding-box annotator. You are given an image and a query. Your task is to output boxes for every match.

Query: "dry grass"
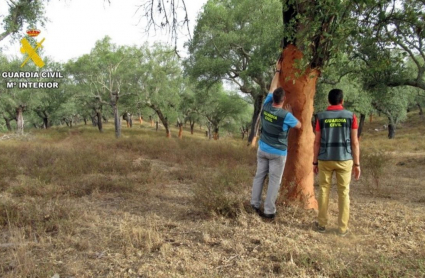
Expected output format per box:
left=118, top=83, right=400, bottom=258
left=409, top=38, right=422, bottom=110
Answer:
left=0, top=116, right=424, bottom=277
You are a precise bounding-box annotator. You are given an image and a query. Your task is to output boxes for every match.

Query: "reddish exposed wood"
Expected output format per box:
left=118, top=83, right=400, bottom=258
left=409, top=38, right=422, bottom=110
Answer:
left=279, top=44, right=318, bottom=210
left=250, top=136, right=258, bottom=148
left=178, top=125, right=183, bottom=139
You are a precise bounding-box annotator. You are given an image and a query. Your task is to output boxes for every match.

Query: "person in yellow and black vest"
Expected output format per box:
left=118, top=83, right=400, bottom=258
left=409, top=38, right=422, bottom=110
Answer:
left=313, top=89, right=361, bottom=236
left=250, top=59, right=302, bottom=219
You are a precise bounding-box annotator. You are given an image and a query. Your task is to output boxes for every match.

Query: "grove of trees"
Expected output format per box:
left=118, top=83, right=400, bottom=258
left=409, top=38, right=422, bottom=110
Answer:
left=1, top=0, right=424, bottom=208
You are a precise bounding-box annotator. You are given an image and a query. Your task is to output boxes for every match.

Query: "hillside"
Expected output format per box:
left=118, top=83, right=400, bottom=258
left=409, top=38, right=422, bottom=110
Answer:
left=1, top=112, right=424, bottom=277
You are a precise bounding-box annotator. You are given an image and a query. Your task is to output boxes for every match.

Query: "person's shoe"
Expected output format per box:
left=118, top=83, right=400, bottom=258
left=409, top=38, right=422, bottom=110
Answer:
left=314, top=222, right=326, bottom=233
left=260, top=211, right=275, bottom=219
left=338, top=229, right=349, bottom=237
left=251, top=205, right=260, bottom=214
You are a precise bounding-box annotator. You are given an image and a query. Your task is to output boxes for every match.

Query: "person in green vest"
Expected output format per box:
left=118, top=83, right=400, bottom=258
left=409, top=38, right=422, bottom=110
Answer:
left=313, top=89, right=361, bottom=236
left=250, top=60, right=302, bottom=219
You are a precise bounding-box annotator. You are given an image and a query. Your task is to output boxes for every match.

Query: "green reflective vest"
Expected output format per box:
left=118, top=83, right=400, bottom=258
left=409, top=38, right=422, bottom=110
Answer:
left=317, top=109, right=354, bottom=161
left=260, top=102, right=289, bottom=151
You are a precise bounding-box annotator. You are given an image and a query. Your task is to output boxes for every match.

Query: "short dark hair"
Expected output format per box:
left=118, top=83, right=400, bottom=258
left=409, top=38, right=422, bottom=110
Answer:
left=328, top=89, right=344, bottom=105
left=273, top=87, right=285, bottom=104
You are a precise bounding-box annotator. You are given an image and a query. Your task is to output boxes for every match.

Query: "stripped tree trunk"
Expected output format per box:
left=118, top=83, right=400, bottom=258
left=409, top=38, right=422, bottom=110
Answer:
left=279, top=45, right=318, bottom=210
left=178, top=124, right=183, bottom=139
left=213, top=127, right=219, bottom=140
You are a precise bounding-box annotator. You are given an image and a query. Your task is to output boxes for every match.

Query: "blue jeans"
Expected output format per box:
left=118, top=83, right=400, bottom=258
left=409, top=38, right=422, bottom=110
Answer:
left=251, top=149, right=287, bottom=214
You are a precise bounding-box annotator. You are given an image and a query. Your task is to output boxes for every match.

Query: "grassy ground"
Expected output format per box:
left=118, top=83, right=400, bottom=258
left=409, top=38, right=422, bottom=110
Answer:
left=0, top=113, right=425, bottom=277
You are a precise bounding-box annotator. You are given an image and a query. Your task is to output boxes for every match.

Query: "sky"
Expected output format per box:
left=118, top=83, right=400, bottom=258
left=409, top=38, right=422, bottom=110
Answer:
left=0, top=0, right=207, bottom=63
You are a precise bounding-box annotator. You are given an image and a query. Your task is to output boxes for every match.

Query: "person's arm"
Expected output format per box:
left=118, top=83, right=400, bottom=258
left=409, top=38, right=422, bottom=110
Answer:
left=351, top=129, right=361, bottom=180
left=270, top=58, right=282, bottom=92
left=313, top=130, right=321, bottom=175
left=264, top=93, right=273, bottom=104
left=283, top=104, right=302, bottom=129
left=270, top=71, right=280, bottom=93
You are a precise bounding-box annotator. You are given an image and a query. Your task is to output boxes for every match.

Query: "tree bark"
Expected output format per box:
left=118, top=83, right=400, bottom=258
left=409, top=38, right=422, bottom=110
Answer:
left=241, top=126, right=248, bottom=140
left=279, top=45, right=318, bottom=210
left=4, top=118, right=12, bottom=131
left=388, top=122, right=395, bottom=139
left=358, top=113, right=366, bottom=139
left=42, top=117, right=49, bottom=129
left=91, top=115, right=97, bottom=127
left=417, top=102, right=423, bottom=118
left=149, top=105, right=170, bottom=137
left=113, top=103, right=121, bottom=138
left=15, top=106, right=24, bottom=135
left=190, top=121, right=195, bottom=135
left=250, top=105, right=263, bottom=147
left=213, top=127, right=219, bottom=140
left=97, top=112, right=103, bottom=132
left=207, top=122, right=212, bottom=140
left=248, top=94, right=265, bottom=145
left=178, top=124, right=183, bottom=139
